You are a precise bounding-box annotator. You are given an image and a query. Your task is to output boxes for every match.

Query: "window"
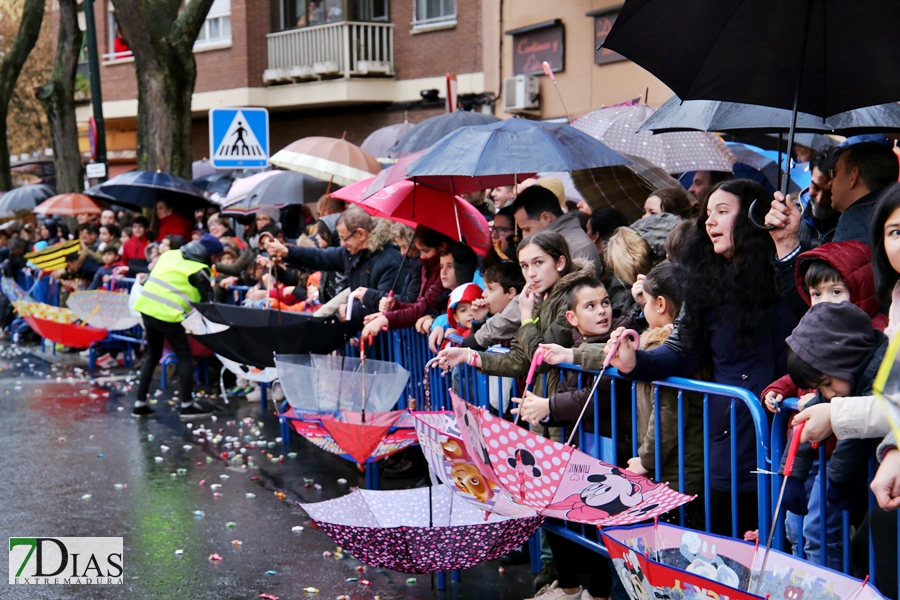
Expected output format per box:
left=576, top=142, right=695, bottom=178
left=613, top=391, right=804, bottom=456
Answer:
left=413, top=0, right=455, bottom=29
left=105, top=3, right=132, bottom=62
left=195, top=0, right=232, bottom=48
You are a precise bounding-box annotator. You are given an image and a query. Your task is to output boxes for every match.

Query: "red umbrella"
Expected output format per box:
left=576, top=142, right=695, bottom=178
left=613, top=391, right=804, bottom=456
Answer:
left=331, top=178, right=492, bottom=256
left=319, top=410, right=406, bottom=466
left=23, top=315, right=108, bottom=348
left=362, top=150, right=535, bottom=198
left=33, top=193, right=107, bottom=217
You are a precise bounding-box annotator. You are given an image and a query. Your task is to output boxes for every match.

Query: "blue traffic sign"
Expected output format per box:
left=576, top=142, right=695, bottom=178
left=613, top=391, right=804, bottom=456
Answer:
left=209, top=107, right=269, bottom=169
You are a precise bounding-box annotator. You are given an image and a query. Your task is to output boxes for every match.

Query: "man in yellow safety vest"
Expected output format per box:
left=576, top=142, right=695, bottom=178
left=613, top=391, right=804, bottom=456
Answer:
left=132, top=233, right=224, bottom=419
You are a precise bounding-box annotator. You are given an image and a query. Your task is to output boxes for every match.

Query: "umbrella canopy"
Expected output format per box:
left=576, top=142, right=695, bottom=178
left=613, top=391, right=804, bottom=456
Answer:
left=23, top=315, right=107, bottom=348
left=270, top=136, right=380, bottom=187
left=221, top=171, right=330, bottom=215
left=361, top=121, right=416, bottom=159
left=275, top=353, right=409, bottom=413
left=188, top=304, right=348, bottom=368
left=66, top=290, right=142, bottom=332
left=0, top=183, right=55, bottom=213
left=34, top=193, right=107, bottom=217
left=406, top=118, right=629, bottom=194
left=640, top=96, right=900, bottom=136
left=726, top=142, right=803, bottom=194
left=192, top=170, right=237, bottom=195
left=97, top=170, right=213, bottom=212
left=1, top=276, right=35, bottom=304
left=284, top=407, right=418, bottom=465
left=83, top=183, right=118, bottom=203
left=603, top=1, right=900, bottom=119
left=191, top=158, right=218, bottom=179
left=388, top=111, right=501, bottom=158
left=414, top=392, right=693, bottom=525
left=332, top=178, right=492, bottom=256
left=572, top=105, right=736, bottom=174
left=300, top=486, right=544, bottom=574
left=218, top=170, right=282, bottom=207
left=571, top=154, right=683, bottom=222
left=602, top=522, right=885, bottom=600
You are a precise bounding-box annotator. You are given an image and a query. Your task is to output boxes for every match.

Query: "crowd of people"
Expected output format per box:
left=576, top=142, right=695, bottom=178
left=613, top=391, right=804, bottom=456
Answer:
left=4, top=138, right=900, bottom=599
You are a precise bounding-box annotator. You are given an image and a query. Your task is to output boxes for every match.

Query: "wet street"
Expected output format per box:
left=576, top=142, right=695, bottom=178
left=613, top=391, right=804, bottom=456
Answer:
left=0, top=345, right=535, bottom=600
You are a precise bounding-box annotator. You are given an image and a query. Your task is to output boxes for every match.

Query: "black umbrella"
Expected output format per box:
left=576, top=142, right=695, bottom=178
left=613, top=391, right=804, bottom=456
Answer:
left=190, top=303, right=348, bottom=368
left=604, top=0, right=900, bottom=222
left=639, top=96, right=900, bottom=136
left=221, top=171, right=330, bottom=215
left=97, top=170, right=214, bottom=212
left=192, top=170, right=237, bottom=196
left=0, top=183, right=55, bottom=213
left=388, top=111, right=500, bottom=158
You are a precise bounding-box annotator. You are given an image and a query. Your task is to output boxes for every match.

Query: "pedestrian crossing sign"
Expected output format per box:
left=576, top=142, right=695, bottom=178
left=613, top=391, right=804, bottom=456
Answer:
left=209, top=107, right=270, bottom=169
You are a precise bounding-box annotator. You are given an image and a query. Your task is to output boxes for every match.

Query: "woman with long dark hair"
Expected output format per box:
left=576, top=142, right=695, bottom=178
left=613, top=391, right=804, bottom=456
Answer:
left=601, top=179, right=799, bottom=537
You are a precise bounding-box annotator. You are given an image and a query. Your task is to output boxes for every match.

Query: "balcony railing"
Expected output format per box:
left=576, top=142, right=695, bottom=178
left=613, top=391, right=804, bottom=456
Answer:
left=264, top=21, right=394, bottom=84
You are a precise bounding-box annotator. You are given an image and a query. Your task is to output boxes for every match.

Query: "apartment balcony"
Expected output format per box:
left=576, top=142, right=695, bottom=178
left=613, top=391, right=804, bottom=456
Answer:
left=264, top=21, right=394, bottom=84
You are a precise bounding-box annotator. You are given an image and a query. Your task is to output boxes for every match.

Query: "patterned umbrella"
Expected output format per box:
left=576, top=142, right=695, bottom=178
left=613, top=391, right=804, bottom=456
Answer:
left=414, top=392, right=693, bottom=525
left=300, top=485, right=543, bottom=573
left=66, top=291, right=142, bottom=332
left=572, top=105, right=736, bottom=175
left=602, top=522, right=885, bottom=600
left=571, top=154, right=683, bottom=222
left=24, top=240, right=81, bottom=273
left=270, top=136, right=380, bottom=187
left=2, top=277, right=35, bottom=303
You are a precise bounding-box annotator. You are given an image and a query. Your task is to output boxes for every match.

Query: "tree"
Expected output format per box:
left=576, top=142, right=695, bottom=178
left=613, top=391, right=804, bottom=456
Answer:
left=35, top=0, right=83, bottom=193
left=0, top=0, right=47, bottom=190
left=110, top=0, right=215, bottom=179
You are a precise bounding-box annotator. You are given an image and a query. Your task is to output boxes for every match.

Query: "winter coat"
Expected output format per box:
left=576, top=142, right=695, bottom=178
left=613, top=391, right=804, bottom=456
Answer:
left=798, top=190, right=839, bottom=243
left=547, top=322, right=635, bottom=465
left=635, top=325, right=705, bottom=498
left=478, top=259, right=595, bottom=398
left=588, top=297, right=798, bottom=494
left=545, top=212, right=601, bottom=278
left=283, top=218, right=400, bottom=323
left=782, top=332, right=887, bottom=492
left=122, top=235, right=150, bottom=274
left=155, top=212, right=194, bottom=242
left=468, top=294, right=521, bottom=348
left=362, top=253, right=421, bottom=306
left=834, top=189, right=884, bottom=246
left=379, top=254, right=445, bottom=330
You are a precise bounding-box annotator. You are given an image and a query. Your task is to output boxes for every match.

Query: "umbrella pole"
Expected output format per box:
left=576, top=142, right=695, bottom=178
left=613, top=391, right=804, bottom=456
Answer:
left=324, top=174, right=335, bottom=197
left=450, top=179, right=463, bottom=243
left=387, top=233, right=414, bottom=295
left=360, top=335, right=366, bottom=423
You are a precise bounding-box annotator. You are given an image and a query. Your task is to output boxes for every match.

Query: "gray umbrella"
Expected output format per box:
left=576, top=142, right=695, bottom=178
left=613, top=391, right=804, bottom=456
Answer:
left=639, top=96, right=900, bottom=136
left=0, top=183, right=55, bottom=213
left=361, top=121, right=415, bottom=160
left=388, top=111, right=500, bottom=158
left=221, top=171, right=330, bottom=215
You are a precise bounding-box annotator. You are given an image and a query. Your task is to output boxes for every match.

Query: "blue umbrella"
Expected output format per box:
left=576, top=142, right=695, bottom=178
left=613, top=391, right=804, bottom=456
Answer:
left=406, top=118, right=629, bottom=194
left=725, top=142, right=805, bottom=194
left=98, top=170, right=213, bottom=211
left=388, top=111, right=501, bottom=158
left=192, top=170, right=237, bottom=196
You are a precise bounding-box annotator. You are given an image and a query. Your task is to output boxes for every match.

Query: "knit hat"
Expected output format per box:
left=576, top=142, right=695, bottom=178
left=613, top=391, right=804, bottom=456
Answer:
left=197, top=233, right=225, bottom=257
left=256, top=205, right=281, bottom=225
left=538, top=177, right=567, bottom=210
left=786, top=302, right=880, bottom=381
left=447, top=282, right=483, bottom=329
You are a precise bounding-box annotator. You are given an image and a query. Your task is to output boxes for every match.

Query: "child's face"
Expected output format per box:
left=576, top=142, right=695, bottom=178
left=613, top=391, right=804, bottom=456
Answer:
left=132, top=223, right=146, bottom=238
left=519, top=244, right=564, bottom=295
left=809, top=279, right=849, bottom=306
left=818, top=376, right=852, bottom=401
left=159, top=239, right=171, bottom=253
left=439, top=254, right=457, bottom=289
left=307, top=281, right=319, bottom=301
left=565, top=286, right=612, bottom=337
left=102, top=252, right=118, bottom=265
left=99, top=227, right=111, bottom=243
left=120, top=231, right=130, bottom=244
left=482, top=280, right=515, bottom=314
left=220, top=254, right=235, bottom=265
left=454, top=301, right=475, bottom=330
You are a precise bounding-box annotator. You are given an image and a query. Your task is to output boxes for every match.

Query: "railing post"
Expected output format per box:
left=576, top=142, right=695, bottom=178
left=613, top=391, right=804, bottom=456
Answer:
left=341, top=23, right=351, bottom=77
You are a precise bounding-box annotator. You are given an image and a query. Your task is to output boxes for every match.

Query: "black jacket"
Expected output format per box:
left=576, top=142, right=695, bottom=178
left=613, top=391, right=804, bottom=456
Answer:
left=180, top=242, right=214, bottom=302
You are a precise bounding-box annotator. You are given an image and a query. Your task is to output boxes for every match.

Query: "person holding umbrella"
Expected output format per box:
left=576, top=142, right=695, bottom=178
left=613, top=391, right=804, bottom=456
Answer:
left=263, top=207, right=401, bottom=327
left=131, top=233, right=224, bottom=419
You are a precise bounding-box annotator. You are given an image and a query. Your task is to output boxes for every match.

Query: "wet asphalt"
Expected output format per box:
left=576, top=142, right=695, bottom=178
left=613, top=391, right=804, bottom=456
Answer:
left=0, top=344, right=536, bottom=600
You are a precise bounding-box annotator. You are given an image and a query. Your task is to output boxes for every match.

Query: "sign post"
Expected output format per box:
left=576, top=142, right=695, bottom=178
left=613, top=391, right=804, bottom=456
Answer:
left=209, top=108, right=270, bottom=169
left=445, top=73, right=458, bottom=113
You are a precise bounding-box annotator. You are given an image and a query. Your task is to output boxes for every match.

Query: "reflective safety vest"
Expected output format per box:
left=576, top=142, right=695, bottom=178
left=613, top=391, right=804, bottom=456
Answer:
left=133, top=250, right=208, bottom=323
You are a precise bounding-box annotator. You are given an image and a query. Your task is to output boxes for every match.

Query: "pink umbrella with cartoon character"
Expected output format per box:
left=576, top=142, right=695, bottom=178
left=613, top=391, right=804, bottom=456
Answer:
left=413, top=391, right=693, bottom=526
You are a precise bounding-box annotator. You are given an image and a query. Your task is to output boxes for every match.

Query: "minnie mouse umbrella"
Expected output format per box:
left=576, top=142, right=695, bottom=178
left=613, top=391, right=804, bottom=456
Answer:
left=414, top=391, right=693, bottom=526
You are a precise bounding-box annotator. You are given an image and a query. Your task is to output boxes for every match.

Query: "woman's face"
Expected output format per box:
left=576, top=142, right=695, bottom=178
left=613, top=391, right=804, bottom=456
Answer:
left=643, top=195, right=663, bottom=218
left=883, top=207, right=900, bottom=276
left=99, top=227, right=111, bottom=243
left=415, top=238, right=439, bottom=260
left=705, top=190, right=740, bottom=260
left=209, top=222, right=227, bottom=238
left=491, top=214, right=514, bottom=253
left=519, top=243, right=564, bottom=295
left=40, top=226, right=49, bottom=239
left=255, top=214, right=273, bottom=230
left=159, top=239, right=170, bottom=253
left=155, top=202, right=172, bottom=219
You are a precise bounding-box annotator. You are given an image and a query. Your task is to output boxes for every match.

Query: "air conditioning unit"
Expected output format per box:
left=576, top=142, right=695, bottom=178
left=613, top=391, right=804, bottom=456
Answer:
left=503, top=75, right=540, bottom=113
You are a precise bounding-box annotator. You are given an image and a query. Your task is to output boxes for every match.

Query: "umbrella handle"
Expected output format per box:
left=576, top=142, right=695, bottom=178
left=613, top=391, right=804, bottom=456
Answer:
left=604, top=329, right=640, bottom=368
left=784, top=421, right=805, bottom=478
left=748, top=198, right=776, bottom=231
left=525, top=347, right=545, bottom=388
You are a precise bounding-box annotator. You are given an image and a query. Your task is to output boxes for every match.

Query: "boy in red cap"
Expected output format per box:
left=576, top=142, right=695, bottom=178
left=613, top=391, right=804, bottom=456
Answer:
left=443, top=282, right=483, bottom=348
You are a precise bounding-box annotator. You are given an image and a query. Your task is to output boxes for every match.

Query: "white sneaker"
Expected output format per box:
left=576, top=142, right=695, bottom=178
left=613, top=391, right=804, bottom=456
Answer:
left=526, top=581, right=585, bottom=600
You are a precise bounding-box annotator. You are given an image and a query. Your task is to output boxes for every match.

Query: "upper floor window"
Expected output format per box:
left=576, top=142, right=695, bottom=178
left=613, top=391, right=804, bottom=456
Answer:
left=105, top=4, right=132, bottom=62
left=413, top=0, right=455, bottom=30
left=195, top=0, right=232, bottom=48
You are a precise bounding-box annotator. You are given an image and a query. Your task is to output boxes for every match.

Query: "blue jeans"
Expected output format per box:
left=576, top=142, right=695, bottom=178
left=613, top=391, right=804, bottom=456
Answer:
left=785, top=457, right=844, bottom=570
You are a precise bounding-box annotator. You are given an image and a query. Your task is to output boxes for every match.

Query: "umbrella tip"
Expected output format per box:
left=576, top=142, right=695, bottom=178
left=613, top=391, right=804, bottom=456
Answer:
left=341, top=131, right=348, bottom=140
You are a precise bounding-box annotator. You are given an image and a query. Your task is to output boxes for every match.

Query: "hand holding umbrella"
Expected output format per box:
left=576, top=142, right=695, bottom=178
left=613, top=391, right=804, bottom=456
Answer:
left=512, top=347, right=545, bottom=425
left=762, top=190, right=803, bottom=256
